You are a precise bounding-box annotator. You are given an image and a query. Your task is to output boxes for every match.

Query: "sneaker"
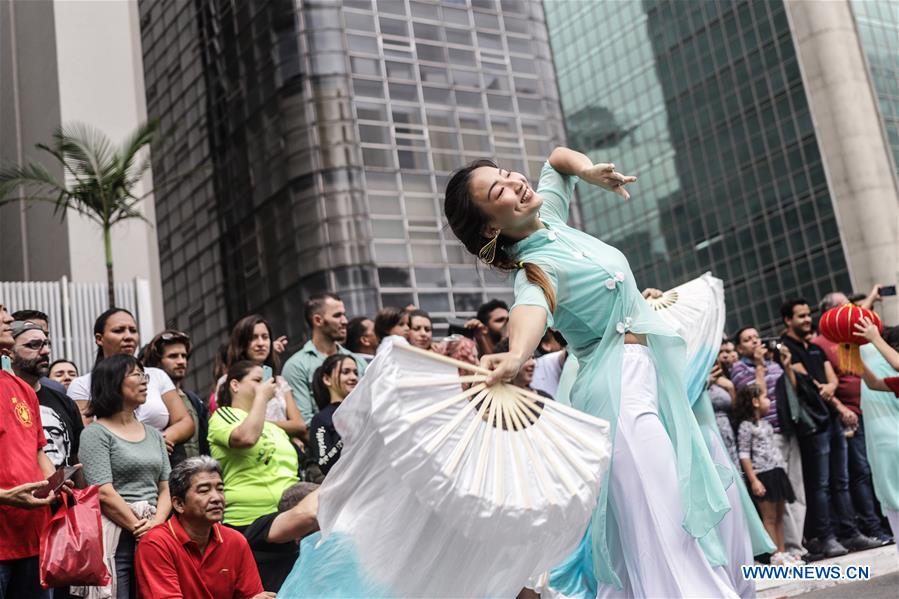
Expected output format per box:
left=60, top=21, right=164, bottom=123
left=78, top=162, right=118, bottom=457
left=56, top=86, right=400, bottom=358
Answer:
left=786, top=546, right=809, bottom=561
left=840, top=533, right=883, bottom=552
left=770, top=552, right=790, bottom=565
left=820, top=537, right=849, bottom=557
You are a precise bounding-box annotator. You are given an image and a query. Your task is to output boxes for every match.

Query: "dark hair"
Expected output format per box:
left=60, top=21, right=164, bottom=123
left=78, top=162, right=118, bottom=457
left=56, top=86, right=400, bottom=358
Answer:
left=278, top=482, right=319, bottom=512
left=304, top=292, right=342, bottom=329
left=374, top=307, right=409, bottom=341
left=142, top=330, right=192, bottom=369
left=444, top=161, right=556, bottom=312
left=732, top=326, right=757, bottom=347
left=312, top=354, right=356, bottom=411
left=217, top=360, right=260, bottom=408
left=780, top=298, right=809, bottom=323
left=492, top=338, right=511, bottom=355
left=732, top=383, right=763, bottom=428
left=169, top=456, right=222, bottom=502
left=345, top=316, right=372, bottom=353
left=882, top=326, right=899, bottom=352
left=87, top=354, right=141, bottom=418
left=48, top=359, right=78, bottom=375
left=11, top=310, right=48, bottom=324
left=226, top=315, right=279, bottom=374
left=476, top=299, right=509, bottom=325
left=92, top=307, right=136, bottom=367
left=407, top=309, right=431, bottom=325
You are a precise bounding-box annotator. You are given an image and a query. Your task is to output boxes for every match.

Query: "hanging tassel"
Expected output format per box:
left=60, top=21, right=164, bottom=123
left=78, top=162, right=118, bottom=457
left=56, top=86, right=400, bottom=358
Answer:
left=838, top=343, right=864, bottom=376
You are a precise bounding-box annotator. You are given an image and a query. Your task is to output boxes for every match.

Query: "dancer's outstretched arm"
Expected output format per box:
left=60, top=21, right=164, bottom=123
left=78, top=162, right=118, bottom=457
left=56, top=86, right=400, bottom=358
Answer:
left=855, top=316, right=899, bottom=370
left=549, top=147, right=636, bottom=200
left=480, top=305, right=547, bottom=386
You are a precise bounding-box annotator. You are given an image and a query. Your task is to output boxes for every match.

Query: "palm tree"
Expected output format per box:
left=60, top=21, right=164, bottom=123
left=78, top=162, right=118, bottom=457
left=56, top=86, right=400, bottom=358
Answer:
left=0, top=121, right=158, bottom=307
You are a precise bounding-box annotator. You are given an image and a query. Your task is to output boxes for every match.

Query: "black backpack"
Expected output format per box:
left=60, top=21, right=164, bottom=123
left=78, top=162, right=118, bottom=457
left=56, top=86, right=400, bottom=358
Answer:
left=776, top=370, right=830, bottom=438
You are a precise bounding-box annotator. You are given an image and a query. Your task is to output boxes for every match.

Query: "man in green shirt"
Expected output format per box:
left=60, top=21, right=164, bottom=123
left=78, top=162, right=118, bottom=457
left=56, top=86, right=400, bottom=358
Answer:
left=282, top=293, right=366, bottom=423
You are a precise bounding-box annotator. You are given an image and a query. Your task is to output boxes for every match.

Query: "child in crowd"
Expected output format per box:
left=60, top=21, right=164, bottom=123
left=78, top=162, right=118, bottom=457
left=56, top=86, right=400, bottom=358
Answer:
left=734, top=384, right=801, bottom=566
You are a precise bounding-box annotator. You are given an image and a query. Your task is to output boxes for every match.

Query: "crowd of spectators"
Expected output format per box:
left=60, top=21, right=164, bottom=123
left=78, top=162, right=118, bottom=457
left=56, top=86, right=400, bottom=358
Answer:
left=1, top=282, right=897, bottom=596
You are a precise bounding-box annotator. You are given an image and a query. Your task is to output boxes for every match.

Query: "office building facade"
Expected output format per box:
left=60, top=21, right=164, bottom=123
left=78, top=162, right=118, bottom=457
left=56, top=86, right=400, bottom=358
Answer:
left=544, top=0, right=899, bottom=333
left=138, top=0, right=565, bottom=383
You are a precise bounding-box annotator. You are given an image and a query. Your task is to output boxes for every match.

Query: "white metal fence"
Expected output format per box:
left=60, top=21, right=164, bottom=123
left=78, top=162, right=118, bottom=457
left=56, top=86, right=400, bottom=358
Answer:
left=0, top=277, right=155, bottom=374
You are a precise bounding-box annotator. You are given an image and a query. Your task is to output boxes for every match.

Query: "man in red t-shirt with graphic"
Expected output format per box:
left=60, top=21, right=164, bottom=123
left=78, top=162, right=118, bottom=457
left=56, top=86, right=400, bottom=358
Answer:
left=0, top=301, right=57, bottom=598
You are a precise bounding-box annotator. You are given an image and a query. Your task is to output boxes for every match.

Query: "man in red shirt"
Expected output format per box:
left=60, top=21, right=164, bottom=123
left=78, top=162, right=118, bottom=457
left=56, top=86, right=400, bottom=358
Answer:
left=0, top=301, right=57, bottom=598
left=135, top=456, right=273, bottom=599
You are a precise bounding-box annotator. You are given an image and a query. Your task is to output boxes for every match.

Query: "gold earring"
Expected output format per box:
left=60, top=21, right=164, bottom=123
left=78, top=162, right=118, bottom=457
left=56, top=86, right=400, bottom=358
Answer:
left=478, top=232, right=499, bottom=265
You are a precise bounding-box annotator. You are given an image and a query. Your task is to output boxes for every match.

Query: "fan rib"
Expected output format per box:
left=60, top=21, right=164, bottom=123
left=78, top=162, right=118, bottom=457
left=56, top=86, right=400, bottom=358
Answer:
left=492, top=394, right=505, bottom=505
left=396, top=342, right=491, bottom=375
left=507, top=397, right=558, bottom=503
left=542, top=410, right=609, bottom=458
left=504, top=396, right=532, bottom=509
left=443, top=389, right=494, bottom=477
left=397, top=375, right=487, bottom=388
left=422, top=387, right=489, bottom=454
left=406, top=383, right=486, bottom=425
left=471, top=391, right=499, bottom=496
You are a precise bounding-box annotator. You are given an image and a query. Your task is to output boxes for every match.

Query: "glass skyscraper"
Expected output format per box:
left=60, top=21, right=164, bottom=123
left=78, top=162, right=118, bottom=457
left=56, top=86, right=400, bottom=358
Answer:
left=851, top=0, right=899, bottom=174
left=137, top=0, right=565, bottom=383
left=544, top=0, right=853, bottom=332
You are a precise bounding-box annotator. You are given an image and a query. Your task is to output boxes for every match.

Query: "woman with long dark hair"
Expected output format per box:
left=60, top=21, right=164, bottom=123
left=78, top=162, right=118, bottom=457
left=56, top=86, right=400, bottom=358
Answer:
left=213, top=315, right=306, bottom=442
left=306, top=354, right=359, bottom=480
left=441, top=147, right=736, bottom=596
left=68, top=308, right=193, bottom=452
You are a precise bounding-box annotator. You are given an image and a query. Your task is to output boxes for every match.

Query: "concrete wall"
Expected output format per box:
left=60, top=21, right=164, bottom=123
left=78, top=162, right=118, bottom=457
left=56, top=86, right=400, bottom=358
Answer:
left=786, top=0, right=899, bottom=320
left=0, top=0, right=69, bottom=281
left=53, top=0, right=164, bottom=328
left=0, top=0, right=163, bottom=331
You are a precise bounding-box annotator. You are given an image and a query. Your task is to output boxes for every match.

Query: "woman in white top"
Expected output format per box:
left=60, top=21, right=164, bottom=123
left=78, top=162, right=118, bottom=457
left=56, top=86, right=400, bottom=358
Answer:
left=215, top=314, right=306, bottom=442
left=68, top=307, right=194, bottom=454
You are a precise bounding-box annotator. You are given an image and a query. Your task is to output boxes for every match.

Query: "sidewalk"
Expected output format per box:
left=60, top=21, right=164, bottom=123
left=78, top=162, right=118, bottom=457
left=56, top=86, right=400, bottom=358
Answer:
left=756, top=546, right=898, bottom=598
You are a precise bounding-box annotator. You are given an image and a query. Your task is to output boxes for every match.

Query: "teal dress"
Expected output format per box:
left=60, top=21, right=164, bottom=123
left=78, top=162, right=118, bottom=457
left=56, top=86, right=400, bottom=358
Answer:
left=860, top=344, right=899, bottom=512
left=507, top=163, right=730, bottom=588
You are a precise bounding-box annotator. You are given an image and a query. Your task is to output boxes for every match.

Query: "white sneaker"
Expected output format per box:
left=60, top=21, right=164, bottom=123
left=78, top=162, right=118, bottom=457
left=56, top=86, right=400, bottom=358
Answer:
left=770, top=552, right=790, bottom=565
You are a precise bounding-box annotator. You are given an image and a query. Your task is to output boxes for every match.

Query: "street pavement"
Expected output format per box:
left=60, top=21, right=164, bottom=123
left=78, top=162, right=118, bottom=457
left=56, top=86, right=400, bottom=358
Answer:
left=797, top=571, right=898, bottom=598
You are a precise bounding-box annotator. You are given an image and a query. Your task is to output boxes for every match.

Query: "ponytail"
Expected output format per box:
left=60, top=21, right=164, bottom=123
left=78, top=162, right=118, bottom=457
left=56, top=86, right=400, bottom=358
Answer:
left=523, top=262, right=556, bottom=313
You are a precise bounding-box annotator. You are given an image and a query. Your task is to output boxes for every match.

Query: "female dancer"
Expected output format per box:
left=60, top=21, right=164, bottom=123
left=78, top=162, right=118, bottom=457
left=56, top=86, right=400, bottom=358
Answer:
left=444, top=147, right=736, bottom=596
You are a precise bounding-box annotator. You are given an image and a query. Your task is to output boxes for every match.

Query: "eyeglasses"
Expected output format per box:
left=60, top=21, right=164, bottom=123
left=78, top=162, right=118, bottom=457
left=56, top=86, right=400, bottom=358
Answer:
left=20, top=339, right=51, bottom=351
left=128, top=371, right=150, bottom=383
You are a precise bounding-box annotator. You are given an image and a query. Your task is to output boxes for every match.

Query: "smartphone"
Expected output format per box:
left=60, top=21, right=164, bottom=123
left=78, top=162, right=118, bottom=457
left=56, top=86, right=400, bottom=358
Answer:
left=760, top=337, right=781, bottom=355
left=33, top=464, right=81, bottom=499
left=880, top=285, right=896, bottom=297
left=0, top=355, right=11, bottom=373
left=262, top=365, right=273, bottom=381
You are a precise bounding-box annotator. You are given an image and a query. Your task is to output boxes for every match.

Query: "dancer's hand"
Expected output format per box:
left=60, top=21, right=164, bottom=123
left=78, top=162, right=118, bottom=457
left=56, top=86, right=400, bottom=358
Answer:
left=853, top=316, right=881, bottom=342
left=751, top=480, right=766, bottom=497
left=579, top=163, right=637, bottom=200
left=480, top=352, right=523, bottom=386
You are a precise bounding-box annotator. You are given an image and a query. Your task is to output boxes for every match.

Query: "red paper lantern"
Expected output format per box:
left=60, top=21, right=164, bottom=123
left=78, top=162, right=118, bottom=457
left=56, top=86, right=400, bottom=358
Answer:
left=818, top=304, right=882, bottom=375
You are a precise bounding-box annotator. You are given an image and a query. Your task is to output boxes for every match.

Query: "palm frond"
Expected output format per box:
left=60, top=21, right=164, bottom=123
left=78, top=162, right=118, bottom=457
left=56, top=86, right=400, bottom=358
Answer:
left=55, top=122, right=116, bottom=183
left=117, top=120, right=159, bottom=176
left=0, top=162, right=70, bottom=213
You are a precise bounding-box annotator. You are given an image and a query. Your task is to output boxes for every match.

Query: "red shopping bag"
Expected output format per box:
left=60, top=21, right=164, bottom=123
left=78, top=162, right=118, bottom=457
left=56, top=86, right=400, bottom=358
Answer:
left=39, top=485, right=110, bottom=588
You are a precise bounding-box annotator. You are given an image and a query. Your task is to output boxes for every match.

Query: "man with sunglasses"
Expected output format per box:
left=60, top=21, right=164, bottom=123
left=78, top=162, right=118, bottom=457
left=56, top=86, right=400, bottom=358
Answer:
left=143, top=330, right=209, bottom=464
left=0, top=305, right=57, bottom=599
left=10, top=322, right=84, bottom=476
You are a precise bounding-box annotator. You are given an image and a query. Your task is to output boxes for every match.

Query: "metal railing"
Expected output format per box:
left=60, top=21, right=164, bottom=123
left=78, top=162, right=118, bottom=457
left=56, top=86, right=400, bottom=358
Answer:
left=0, top=277, right=155, bottom=374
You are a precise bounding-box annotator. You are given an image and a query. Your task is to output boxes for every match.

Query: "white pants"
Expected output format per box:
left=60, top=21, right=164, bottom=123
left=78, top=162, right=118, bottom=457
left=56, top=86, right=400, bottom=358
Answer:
left=775, top=433, right=807, bottom=553
left=887, top=510, right=899, bottom=555
left=596, top=345, right=738, bottom=599
left=707, top=433, right=756, bottom=598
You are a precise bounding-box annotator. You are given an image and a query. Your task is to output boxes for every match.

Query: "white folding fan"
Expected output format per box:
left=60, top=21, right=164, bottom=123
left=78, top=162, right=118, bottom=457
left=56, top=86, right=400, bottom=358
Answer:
left=645, top=272, right=726, bottom=401
left=314, top=338, right=613, bottom=597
